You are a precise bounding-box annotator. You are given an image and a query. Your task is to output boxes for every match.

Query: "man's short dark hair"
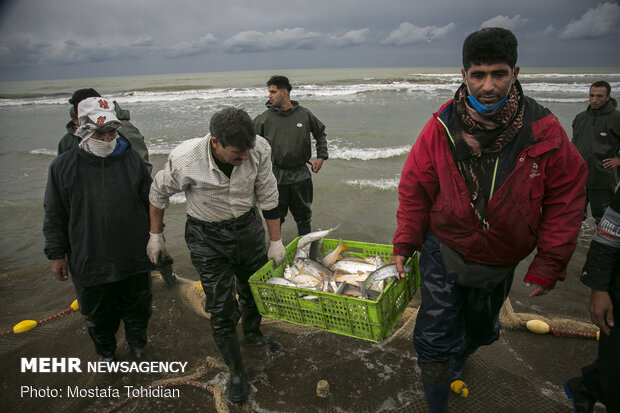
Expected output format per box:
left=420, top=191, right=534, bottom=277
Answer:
left=209, top=107, right=256, bottom=150
left=267, top=75, right=292, bottom=92
left=591, top=80, right=611, bottom=96
left=68, top=88, right=101, bottom=112
left=462, top=27, right=518, bottom=70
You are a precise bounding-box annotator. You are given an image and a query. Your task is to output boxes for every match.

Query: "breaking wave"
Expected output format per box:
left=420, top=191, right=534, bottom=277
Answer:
left=329, top=144, right=410, bottom=161
left=29, top=149, right=56, bottom=156
left=345, top=178, right=399, bottom=190
left=2, top=70, right=617, bottom=107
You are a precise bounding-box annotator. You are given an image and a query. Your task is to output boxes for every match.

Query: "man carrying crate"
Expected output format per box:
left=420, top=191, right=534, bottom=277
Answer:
left=391, top=28, right=587, bottom=412
left=147, top=107, right=287, bottom=404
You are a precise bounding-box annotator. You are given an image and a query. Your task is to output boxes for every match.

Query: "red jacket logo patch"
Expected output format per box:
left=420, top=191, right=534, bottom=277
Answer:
left=96, top=116, right=106, bottom=125
left=98, top=99, right=109, bottom=109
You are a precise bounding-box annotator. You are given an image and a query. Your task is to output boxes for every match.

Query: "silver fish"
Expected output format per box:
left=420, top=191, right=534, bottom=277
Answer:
left=297, top=225, right=341, bottom=250
left=283, top=265, right=296, bottom=280
left=289, top=272, right=322, bottom=289
left=267, top=277, right=297, bottom=287
left=308, top=239, right=322, bottom=262
left=341, top=284, right=380, bottom=300
left=294, top=245, right=310, bottom=260
left=292, top=258, right=334, bottom=280
left=321, top=238, right=349, bottom=269
left=358, top=264, right=411, bottom=299
left=340, top=254, right=375, bottom=265
left=328, top=275, right=347, bottom=295
left=333, top=259, right=377, bottom=275
left=334, top=272, right=370, bottom=285
left=374, top=254, right=387, bottom=268
left=294, top=238, right=324, bottom=262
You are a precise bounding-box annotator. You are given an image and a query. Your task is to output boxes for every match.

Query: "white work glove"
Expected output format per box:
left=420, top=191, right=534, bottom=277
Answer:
left=146, top=232, right=166, bottom=265
left=267, top=239, right=287, bottom=267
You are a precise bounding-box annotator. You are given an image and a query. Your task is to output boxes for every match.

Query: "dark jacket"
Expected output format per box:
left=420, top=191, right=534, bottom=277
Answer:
left=58, top=101, right=153, bottom=174
left=254, top=100, right=328, bottom=185
left=393, top=96, right=587, bottom=289
left=43, top=137, right=153, bottom=290
left=572, top=98, right=620, bottom=189
left=582, top=187, right=620, bottom=297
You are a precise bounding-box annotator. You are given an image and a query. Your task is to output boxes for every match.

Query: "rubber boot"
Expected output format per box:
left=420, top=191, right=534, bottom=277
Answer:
left=245, top=331, right=282, bottom=352
left=422, top=379, right=450, bottom=413
left=216, top=334, right=250, bottom=404
left=564, top=377, right=595, bottom=413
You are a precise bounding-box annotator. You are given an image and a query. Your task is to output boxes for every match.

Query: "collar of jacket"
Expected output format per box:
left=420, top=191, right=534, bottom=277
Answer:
left=434, top=96, right=561, bottom=159
left=265, top=100, right=299, bottom=116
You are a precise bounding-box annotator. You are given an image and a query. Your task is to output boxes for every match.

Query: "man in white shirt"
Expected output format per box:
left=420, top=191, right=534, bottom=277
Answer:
left=147, top=107, right=286, bottom=404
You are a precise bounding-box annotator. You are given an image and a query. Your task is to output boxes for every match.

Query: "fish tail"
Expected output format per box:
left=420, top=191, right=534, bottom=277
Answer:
left=357, top=280, right=368, bottom=299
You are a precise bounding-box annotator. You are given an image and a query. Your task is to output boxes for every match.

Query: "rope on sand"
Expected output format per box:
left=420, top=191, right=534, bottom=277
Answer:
left=102, top=357, right=230, bottom=413
left=500, top=297, right=599, bottom=339
left=0, top=299, right=79, bottom=336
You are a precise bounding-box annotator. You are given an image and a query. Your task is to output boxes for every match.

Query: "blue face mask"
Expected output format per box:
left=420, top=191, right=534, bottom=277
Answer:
left=466, top=76, right=513, bottom=114
left=467, top=93, right=509, bottom=114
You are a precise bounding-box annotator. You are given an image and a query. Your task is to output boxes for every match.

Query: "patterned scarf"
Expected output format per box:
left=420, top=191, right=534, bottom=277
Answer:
left=452, top=80, right=525, bottom=228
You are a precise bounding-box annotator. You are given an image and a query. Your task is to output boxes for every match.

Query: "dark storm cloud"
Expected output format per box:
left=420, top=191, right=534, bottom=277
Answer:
left=0, top=0, right=618, bottom=81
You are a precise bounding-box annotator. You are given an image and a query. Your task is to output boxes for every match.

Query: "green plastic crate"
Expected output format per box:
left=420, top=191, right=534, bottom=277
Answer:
left=249, top=237, right=419, bottom=342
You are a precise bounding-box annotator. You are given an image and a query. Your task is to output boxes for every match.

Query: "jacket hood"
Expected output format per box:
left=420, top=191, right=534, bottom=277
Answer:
left=113, top=101, right=131, bottom=121
left=66, top=120, right=77, bottom=135
left=588, top=97, right=618, bottom=115
left=264, top=100, right=300, bottom=116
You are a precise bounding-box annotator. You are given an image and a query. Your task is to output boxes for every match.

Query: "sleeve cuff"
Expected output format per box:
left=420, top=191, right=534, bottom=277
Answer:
left=523, top=272, right=556, bottom=290
left=262, top=206, right=281, bottom=220
left=148, top=193, right=169, bottom=210
left=47, top=252, right=65, bottom=260
left=393, top=243, right=415, bottom=258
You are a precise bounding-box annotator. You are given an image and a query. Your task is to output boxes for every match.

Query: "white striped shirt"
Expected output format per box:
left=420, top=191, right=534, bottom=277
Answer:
left=149, top=134, right=279, bottom=222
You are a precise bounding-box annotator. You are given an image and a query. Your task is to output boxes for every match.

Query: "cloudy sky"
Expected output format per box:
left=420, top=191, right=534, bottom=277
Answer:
left=0, top=0, right=619, bottom=81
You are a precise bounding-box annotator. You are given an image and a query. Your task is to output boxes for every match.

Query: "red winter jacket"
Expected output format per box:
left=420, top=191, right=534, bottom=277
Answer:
left=393, top=97, right=587, bottom=289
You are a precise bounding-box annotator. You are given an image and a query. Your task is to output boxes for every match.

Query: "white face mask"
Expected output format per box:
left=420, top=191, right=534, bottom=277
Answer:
left=80, top=135, right=118, bottom=158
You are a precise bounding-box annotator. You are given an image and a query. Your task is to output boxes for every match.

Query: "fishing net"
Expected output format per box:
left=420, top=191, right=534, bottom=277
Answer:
left=0, top=263, right=606, bottom=413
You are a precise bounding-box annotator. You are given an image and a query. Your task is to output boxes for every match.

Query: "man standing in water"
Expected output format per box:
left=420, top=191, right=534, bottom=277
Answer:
left=44, top=97, right=154, bottom=362
left=254, top=75, right=328, bottom=236
left=147, top=107, right=286, bottom=404
left=392, top=28, right=587, bottom=412
left=572, top=81, right=620, bottom=224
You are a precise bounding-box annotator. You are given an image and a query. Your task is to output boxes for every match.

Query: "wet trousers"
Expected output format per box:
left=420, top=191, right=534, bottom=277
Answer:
left=585, top=187, right=616, bottom=223
left=278, top=178, right=313, bottom=235
left=184, top=208, right=268, bottom=348
left=580, top=293, right=620, bottom=411
left=76, top=272, right=152, bottom=358
left=413, top=233, right=514, bottom=380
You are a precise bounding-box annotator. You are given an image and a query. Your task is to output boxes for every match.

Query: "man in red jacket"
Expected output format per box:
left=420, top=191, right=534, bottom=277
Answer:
left=392, top=28, right=587, bottom=412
